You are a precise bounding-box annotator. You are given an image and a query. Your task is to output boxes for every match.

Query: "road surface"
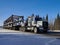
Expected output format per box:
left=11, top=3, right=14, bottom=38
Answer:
left=0, top=28, right=60, bottom=45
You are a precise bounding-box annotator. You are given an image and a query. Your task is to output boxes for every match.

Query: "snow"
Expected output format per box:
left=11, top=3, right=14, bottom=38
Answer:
left=0, top=28, right=60, bottom=45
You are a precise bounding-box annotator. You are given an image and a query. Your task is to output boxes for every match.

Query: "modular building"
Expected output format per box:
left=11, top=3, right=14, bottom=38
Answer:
left=3, top=15, right=24, bottom=30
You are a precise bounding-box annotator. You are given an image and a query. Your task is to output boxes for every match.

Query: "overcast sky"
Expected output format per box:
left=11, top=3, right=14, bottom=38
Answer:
left=0, top=0, right=60, bottom=26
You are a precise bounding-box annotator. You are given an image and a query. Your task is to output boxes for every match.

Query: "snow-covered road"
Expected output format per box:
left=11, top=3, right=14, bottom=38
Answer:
left=0, top=28, right=60, bottom=45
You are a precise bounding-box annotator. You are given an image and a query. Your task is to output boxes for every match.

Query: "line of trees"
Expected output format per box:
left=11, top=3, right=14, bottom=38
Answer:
left=54, top=13, right=60, bottom=30
left=49, top=13, right=60, bottom=30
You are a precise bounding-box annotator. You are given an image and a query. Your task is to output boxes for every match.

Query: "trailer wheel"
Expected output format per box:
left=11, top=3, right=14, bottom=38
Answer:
left=34, top=28, right=37, bottom=33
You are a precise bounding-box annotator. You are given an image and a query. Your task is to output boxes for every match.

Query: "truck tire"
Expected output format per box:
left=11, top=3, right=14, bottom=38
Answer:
left=34, top=28, right=37, bottom=33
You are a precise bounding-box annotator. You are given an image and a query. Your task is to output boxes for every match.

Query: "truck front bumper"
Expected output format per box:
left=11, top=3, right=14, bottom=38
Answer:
left=38, top=27, right=47, bottom=32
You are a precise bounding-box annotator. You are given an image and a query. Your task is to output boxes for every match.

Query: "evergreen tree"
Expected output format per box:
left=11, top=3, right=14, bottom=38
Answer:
left=32, top=14, right=34, bottom=17
left=54, top=13, right=60, bottom=30
left=57, top=13, right=60, bottom=19
left=46, top=14, right=48, bottom=21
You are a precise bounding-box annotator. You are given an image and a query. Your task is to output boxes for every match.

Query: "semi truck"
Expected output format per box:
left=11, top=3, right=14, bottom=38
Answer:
left=3, top=14, right=48, bottom=33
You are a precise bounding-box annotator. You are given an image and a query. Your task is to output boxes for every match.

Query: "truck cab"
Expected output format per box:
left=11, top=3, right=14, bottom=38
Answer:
left=25, top=15, right=48, bottom=33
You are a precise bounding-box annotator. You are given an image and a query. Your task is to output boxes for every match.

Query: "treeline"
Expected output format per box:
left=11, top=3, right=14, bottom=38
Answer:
left=49, top=13, right=60, bottom=30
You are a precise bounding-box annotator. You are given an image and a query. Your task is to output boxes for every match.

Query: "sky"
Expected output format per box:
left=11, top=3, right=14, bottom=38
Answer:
left=0, top=0, right=60, bottom=26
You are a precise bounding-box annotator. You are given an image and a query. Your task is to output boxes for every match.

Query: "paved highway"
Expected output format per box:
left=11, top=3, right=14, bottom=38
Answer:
left=0, top=28, right=60, bottom=45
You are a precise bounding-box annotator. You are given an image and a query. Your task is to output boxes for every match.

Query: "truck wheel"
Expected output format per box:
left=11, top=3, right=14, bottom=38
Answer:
left=34, top=28, right=37, bottom=33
